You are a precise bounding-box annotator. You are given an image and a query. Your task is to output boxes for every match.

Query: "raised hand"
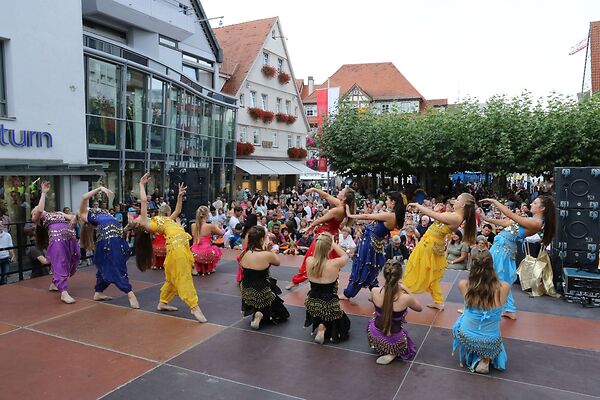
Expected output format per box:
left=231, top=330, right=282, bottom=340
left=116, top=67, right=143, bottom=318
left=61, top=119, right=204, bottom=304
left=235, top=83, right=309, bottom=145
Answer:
left=140, top=172, right=151, bottom=185
left=41, top=181, right=51, bottom=194
left=100, top=187, right=115, bottom=198
left=480, top=198, right=495, bottom=205
left=305, top=188, right=315, bottom=195
left=177, top=182, right=187, bottom=198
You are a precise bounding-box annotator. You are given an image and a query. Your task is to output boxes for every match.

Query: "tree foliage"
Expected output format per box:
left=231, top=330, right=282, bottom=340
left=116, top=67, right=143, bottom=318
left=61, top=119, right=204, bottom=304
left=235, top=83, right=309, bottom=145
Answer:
left=319, top=92, right=600, bottom=179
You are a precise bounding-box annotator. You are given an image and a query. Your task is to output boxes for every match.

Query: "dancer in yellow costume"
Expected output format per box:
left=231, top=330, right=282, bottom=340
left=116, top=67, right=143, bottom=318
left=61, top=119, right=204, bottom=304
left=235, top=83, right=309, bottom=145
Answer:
left=135, top=173, right=207, bottom=323
left=403, top=193, right=477, bottom=310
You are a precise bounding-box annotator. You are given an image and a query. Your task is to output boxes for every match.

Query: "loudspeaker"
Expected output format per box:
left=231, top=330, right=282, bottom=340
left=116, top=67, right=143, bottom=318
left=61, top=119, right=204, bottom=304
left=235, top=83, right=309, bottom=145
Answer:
left=553, top=166, right=600, bottom=273
left=182, top=168, right=210, bottom=223
left=554, top=167, right=600, bottom=209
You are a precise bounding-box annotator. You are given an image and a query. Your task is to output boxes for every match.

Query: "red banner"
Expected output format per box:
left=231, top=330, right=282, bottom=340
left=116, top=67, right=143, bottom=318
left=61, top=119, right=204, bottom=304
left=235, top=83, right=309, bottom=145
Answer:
left=316, top=89, right=328, bottom=136
left=318, top=157, right=327, bottom=172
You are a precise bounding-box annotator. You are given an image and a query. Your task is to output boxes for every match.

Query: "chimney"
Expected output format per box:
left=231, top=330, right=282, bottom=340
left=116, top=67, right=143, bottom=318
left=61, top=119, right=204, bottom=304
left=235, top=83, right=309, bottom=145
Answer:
left=308, top=76, right=314, bottom=94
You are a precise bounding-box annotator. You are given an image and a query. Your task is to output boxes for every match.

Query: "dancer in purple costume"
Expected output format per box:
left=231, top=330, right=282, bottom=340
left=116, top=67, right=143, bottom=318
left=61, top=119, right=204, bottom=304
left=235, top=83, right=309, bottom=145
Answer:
left=367, top=259, right=422, bottom=364
left=31, top=182, right=80, bottom=304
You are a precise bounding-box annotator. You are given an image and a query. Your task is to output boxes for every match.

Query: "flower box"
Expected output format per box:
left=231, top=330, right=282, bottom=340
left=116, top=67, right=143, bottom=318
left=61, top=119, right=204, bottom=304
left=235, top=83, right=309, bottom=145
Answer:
left=236, top=142, right=255, bottom=156
left=262, top=110, right=275, bottom=123
left=248, top=107, right=264, bottom=120
left=278, top=71, right=291, bottom=84
left=287, top=147, right=308, bottom=159
left=275, top=113, right=297, bottom=124
left=261, top=65, right=277, bottom=78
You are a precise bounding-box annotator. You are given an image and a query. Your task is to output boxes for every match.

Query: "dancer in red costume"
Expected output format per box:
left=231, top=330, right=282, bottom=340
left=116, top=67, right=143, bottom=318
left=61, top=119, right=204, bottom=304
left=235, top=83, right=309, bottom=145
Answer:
left=285, top=187, right=355, bottom=290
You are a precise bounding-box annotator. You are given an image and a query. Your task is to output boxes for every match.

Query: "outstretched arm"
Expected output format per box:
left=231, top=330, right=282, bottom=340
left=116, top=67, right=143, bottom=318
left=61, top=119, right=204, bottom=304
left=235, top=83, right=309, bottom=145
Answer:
left=78, top=187, right=104, bottom=223
left=31, top=181, right=50, bottom=224
left=482, top=215, right=513, bottom=228
left=305, top=188, right=340, bottom=207
left=407, top=203, right=461, bottom=228
left=481, top=198, right=542, bottom=232
left=345, top=205, right=395, bottom=224
left=304, top=206, right=344, bottom=233
left=170, top=182, right=186, bottom=220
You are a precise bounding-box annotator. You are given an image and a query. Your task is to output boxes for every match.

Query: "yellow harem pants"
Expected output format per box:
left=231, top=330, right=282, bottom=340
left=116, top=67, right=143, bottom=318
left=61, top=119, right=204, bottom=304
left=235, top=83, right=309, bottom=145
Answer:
left=159, top=246, right=198, bottom=309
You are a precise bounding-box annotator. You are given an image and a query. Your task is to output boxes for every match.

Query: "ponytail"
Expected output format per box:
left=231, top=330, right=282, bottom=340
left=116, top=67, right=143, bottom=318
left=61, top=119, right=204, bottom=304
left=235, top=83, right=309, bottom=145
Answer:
left=460, top=193, right=477, bottom=245
left=381, top=259, right=403, bottom=335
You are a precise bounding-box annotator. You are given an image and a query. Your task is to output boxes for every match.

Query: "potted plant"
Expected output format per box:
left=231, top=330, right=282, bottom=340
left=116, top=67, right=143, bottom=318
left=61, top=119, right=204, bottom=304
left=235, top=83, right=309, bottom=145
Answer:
left=248, top=107, right=264, bottom=120
left=276, top=112, right=288, bottom=123
left=285, top=115, right=297, bottom=124
left=261, top=65, right=276, bottom=78
left=278, top=71, right=291, bottom=84
left=287, top=147, right=307, bottom=159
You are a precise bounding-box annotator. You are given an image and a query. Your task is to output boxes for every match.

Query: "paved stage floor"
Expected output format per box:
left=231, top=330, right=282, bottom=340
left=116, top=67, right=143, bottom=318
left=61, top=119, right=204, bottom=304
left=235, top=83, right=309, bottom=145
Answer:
left=1, top=249, right=599, bottom=400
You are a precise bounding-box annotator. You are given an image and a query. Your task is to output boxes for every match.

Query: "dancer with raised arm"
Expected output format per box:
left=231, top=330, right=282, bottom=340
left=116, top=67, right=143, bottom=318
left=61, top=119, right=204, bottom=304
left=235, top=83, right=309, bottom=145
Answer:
left=286, top=187, right=355, bottom=290
left=403, top=193, right=477, bottom=310
left=304, top=232, right=351, bottom=344
left=453, top=250, right=510, bottom=374
left=342, top=191, right=405, bottom=299
left=31, top=182, right=80, bottom=304
left=368, top=259, right=422, bottom=364
left=190, top=205, right=223, bottom=276
left=480, top=196, right=555, bottom=319
left=239, top=226, right=289, bottom=329
left=134, top=173, right=207, bottom=323
left=79, top=186, right=139, bottom=308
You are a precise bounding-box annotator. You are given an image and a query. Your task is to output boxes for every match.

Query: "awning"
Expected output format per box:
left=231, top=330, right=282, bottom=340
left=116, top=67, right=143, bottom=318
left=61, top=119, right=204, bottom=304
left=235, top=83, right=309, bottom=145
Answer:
left=235, top=159, right=277, bottom=175
left=258, top=160, right=303, bottom=175
left=0, top=162, right=106, bottom=176
left=285, top=161, right=321, bottom=176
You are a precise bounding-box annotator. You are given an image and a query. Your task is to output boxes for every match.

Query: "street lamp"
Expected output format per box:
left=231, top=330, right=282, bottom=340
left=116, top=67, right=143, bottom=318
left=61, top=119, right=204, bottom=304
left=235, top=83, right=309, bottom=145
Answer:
left=196, top=16, right=224, bottom=26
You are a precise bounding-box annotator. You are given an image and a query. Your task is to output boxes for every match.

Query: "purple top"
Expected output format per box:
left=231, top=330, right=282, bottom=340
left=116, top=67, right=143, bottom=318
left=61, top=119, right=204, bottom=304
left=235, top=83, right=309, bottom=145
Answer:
left=373, top=305, right=408, bottom=334
left=41, top=211, right=75, bottom=242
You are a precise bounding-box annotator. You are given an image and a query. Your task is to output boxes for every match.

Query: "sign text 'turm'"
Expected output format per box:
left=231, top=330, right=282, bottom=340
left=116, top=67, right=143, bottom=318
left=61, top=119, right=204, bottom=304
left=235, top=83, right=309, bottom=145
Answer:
left=0, top=124, right=53, bottom=148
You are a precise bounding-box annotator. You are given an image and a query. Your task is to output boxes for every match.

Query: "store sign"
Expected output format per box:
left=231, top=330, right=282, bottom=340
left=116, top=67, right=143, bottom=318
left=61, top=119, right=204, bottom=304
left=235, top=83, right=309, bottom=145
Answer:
left=0, top=124, right=53, bottom=148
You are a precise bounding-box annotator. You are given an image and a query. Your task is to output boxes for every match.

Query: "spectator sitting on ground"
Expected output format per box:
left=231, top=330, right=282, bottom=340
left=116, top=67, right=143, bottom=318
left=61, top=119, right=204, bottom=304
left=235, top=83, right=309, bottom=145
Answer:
left=297, top=230, right=313, bottom=255
left=225, top=223, right=243, bottom=250
left=269, top=222, right=285, bottom=246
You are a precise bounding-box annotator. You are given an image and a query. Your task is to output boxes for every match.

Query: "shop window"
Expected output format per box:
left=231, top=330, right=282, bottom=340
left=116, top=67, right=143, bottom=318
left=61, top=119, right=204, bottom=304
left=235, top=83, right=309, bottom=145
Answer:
left=268, top=179, right=279, bottom=193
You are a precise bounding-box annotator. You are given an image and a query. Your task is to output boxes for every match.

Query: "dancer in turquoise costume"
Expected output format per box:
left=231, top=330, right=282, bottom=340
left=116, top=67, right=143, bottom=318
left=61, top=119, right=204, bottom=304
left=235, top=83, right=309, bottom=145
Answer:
left=480, top=196, right=555, bottom=319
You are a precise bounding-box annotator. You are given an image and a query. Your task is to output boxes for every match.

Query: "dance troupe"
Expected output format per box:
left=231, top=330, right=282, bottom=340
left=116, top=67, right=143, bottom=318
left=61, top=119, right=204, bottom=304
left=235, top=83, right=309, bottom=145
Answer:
left=32, top=175, right=555, bottom=373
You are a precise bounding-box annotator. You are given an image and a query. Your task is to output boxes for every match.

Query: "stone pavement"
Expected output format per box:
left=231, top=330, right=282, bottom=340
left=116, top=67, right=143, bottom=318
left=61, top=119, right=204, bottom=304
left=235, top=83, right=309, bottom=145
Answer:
left=1, top=249, right=599, bottom=400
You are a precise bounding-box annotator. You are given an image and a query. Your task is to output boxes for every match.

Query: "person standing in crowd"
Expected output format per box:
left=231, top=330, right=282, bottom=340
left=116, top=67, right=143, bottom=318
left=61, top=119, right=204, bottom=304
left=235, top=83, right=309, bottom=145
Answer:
left=238, top=226, right=289, bottom=329
left=286, top=187, right=355, bottom=290
left=78, top=186, right=140, bottom=309
left=403, top=193, right=477, bottom=310
left=480, top=196, right=555, bottom=320
left=342, top=192, right=405, bottom=299
left=0, top=221, right=15, bottom=285
left=31, top=182, right=80, bottom=304
left=446, top=231, right=469, bottom=270
left=304, top=232, right=351, bottom=344
left=453, top=250, right=509, bottom=374
left=190, top=206, right=223, bottom=276
left=367, top=259, right=422, bottom=364
left=133, top=173, right=207, bottom=323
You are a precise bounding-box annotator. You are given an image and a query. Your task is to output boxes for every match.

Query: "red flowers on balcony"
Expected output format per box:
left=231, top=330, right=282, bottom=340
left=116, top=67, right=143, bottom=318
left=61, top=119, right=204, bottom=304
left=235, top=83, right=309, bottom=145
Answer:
left=248, top=107, right=274, bottom=123
left=287, top=147, right=308, bottom=159
left=261, top=65, right=277, bottom=78
left=236, top=142, right=255, bottom=156
left=275, top=113, right=297, bottom=124
left=278, top=71, right=291, bottom=84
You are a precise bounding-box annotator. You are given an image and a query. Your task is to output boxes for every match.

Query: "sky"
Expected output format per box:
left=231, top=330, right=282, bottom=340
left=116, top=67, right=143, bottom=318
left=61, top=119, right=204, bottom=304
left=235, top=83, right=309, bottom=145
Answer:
left=202, top=0, right=600, bottom=103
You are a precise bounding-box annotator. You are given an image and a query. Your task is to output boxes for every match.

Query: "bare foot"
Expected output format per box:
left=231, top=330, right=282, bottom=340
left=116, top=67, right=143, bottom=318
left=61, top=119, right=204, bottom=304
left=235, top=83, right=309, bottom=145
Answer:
left=338, top=294, right=349, bottom=301
left=457, top=308, right=464, bottom=314
left=60, top=291, right=76, bottom=304
left=502, top=311, right=516, bottom=320
left=251, top=311, right=263, bottom=329
left=128, top=292, right=140, bottom=309
left=427, top=303, right=445, bottom=311
left=314, top=324, right=326, bottom=344
left=191, top=306, right=207, bottom=323
left=475, top=358, right=490, bottom=374
left=157, top=302, right=179, bottom=312
left=285, top=282, right=297, bottom=290
left=191, top=269, right=199, bottom=276
left=93, top=292, right=113, bottom=301
left=48, top=283, right=58, bottom=291
left=376, top=355, right=397, bottom=365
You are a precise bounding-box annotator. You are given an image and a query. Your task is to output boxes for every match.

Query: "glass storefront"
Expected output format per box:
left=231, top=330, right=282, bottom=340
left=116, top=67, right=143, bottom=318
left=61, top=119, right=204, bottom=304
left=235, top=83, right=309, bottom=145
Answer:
left=0, top=176, right=59, bottom=227
left=84, top=54, right=237, bottom=204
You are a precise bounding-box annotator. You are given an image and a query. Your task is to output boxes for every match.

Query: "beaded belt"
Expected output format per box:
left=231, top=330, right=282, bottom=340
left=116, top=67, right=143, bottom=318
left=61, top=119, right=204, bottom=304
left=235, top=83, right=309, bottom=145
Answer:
left=49, top=228, right=75, bottom=242
left=166, top=234, right=191, bottom=250
left=97, top=224, right=123, bottom=241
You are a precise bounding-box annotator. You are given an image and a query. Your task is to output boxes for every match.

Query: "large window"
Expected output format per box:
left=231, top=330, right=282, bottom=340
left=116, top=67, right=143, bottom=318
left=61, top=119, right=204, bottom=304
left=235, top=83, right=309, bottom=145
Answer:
left=150, top=77, right=165, bottom=152
left=0, top=41, right=6, bottom=117
left=125, top=69, right=148, bottom=151
left=87, top=57, right=122, bottom=148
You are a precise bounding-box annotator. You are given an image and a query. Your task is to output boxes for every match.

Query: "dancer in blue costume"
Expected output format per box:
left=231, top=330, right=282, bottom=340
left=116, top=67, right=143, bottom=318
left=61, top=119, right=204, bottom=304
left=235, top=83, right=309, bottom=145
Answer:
left=480, top=196, right=555, bottom=319
left=453, top=250, right=510, bottom=374
left=79, top=186, right=140, bottom=309
left=342, top=192, right=405, bottom=299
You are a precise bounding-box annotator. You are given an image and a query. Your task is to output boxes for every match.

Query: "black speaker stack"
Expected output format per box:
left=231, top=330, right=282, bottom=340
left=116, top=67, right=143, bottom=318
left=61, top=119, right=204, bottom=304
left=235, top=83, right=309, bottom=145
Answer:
left=553, top=167, right=600, bottom=306
left=168, top=167, right=210, bottom=231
